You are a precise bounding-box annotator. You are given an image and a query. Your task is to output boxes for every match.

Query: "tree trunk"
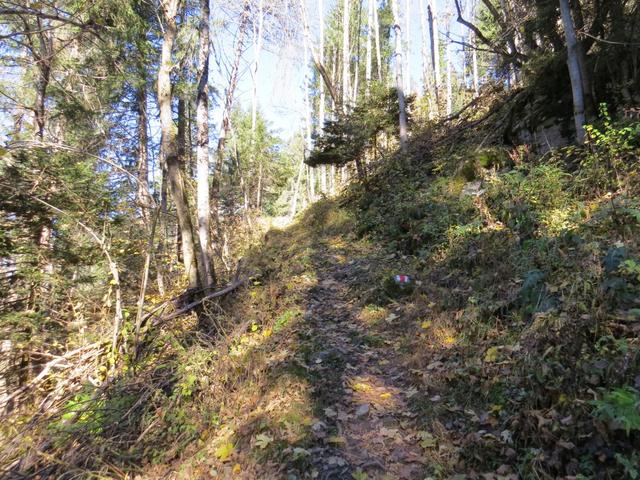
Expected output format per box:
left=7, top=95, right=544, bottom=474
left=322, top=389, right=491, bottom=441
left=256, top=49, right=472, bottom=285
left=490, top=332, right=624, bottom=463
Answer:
left=136, top=85, right=153, bottom=224
left=216, top=2, right=249, bottom=197
left=196, top=0, right=214, bottom=288
left=559, top=0, right=586, bottom=143
left=373, top=1, right=383, bottom=81
left=290, top=155, right=305, bottom=218
left=391, top=0, right=409, bottom=152
left=427, top=0, right=441, bottom=112
left=158, top=0, right=200, bottom=290
left=342, top=0, right=350, bottom=113
left=319, top=0, right=327, bottom=194
left=365, top=0, right=373, bottom=97
left=446, top=25, right=452, bottom=115
left=404, top=0, right=411, bottom=93
left=419, top=0, right=435, bottom=115
left=303, top=32, right=315, bottom=202
left=299, top=0, right=341, bottom=109
left=472, top=36, right=479, bottom=97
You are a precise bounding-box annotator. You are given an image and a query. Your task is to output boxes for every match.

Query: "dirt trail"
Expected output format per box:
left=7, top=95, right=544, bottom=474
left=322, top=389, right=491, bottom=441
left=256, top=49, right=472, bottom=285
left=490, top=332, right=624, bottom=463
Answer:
left=300, top=245, right=427, bottom=480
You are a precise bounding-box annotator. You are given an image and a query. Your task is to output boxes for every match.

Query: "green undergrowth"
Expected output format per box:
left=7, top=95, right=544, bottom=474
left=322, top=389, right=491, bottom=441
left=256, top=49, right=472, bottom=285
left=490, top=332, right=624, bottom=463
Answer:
left=11, top=107, right=639, bottom=480
left=340, top=108, right=640, bottom=478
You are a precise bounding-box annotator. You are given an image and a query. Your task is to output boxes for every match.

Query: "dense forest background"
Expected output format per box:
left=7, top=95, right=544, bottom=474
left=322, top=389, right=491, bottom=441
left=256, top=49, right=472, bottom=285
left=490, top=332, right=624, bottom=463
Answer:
left=0, top=0, right=639, bottom=478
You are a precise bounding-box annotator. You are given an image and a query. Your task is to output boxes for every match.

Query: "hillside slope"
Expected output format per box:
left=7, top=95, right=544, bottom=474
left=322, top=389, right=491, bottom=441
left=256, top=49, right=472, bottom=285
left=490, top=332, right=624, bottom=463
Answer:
left=3, top=104, right=639, bottom=480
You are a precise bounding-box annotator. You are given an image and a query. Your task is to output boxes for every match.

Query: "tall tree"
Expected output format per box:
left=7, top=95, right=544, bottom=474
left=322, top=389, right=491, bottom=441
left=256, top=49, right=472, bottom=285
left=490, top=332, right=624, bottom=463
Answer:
left=319, top=0, right=328, bottom=194
left=196, top=0, right=214, bottom=287
left=427, top=0, right=441, bottom=112
left=391, top=0, right=408, bottom=151
left=342, top=0, right=350, bottom=113
left=158, top=0, right=200, bottom=289
left=558, top=0, right=586, bottom=143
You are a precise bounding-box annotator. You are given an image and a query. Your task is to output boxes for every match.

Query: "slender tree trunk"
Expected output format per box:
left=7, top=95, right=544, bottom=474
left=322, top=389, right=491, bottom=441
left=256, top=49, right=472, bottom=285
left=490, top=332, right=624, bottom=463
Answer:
left=352, top=0, right=362, bottom=104
left=446, top=25, right=452, bottom=115
left=299, top=0, right=341, bottom=109
left=318, top=0, right=327, bottom=194
left=365, top=0, right=373, bottom=97
left=317, top=0, right=327, bottom=194
left=342, top=0, right=350, bottom=113
left=303, top=31, right=314, bottom=201
left=136, top=85, right=153, bottom=224
left=255, top=162, right=263, bottom=209
left=331, top=47, right=338, bottom=192
left=427, top=0, right=441, bottom=112
left=251, top=0, right=264, bottom=133
left=404, top=0, right=411, bottom=93
left=216, top=11, right=248, bottom=167
left=373, top=1, right=382, bottom=81
left=196, top=0, right=214, bottom=288
left=419, top=0, right=435, bottom=115
left=559, top=0, right=586, bottom=143
left=472, top=36, right=479, bottom=96
left=158, top=0, right=200, bottom=290
left=391, top=0, right=409, bottom=152
left=290, top=155, right=305, bottom=218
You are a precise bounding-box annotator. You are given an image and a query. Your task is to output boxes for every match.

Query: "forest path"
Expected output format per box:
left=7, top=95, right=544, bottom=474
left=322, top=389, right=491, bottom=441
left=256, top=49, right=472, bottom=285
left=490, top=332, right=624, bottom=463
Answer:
left=299, top=237, right=427, bottom=479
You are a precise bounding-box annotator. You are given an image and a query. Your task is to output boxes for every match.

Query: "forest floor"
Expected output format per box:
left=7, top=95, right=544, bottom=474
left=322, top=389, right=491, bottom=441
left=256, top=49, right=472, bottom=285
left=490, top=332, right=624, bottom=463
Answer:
left=140, top=201, right=461, bottom=479
left=281, top=221, right=427, bottom=479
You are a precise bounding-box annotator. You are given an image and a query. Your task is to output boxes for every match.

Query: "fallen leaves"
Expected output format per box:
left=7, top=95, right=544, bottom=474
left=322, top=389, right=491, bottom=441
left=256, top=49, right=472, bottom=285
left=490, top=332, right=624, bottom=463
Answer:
left=417, top=431, right=437, bottom=449
left=214, top=441, right=235, bottom=462
left=254, top=433, right=273, bottom=450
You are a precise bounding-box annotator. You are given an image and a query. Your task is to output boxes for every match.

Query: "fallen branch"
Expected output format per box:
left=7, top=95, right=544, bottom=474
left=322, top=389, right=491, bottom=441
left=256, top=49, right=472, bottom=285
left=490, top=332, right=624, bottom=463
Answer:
left=152, top=278, right=245, bottom=325
left=1, top=344, right=102, bottom=415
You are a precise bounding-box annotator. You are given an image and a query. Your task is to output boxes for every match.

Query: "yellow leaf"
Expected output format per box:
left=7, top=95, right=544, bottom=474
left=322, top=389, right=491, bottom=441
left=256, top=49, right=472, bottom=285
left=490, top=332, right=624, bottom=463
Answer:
left=232, top=463, right=242, bottom=474
left=380, top=392, right=392, bottom=399
left=327, top=435, right=346, bottom=444
left=254, top=433, right=273, bottom=449
left=262, top=328, right=272, bottom=338
left=352, top=382, right=372, bottom=393
left=484, top=346, right=500, bottom=363
left=214, top=442, right=235, bottom=462
left=420, top=321, right=432, bottom=330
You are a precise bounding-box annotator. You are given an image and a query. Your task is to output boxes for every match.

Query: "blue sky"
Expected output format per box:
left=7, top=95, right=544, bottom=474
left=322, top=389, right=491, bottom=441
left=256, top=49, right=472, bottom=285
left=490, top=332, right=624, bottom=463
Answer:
left=212, top=0, right=473, bottom=141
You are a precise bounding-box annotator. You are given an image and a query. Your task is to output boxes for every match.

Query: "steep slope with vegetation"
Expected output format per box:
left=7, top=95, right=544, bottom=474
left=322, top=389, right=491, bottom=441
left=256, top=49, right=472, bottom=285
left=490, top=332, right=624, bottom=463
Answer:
left=2, top=0, right=640, bottom=478
left=3, top=94, right=638, bottom=479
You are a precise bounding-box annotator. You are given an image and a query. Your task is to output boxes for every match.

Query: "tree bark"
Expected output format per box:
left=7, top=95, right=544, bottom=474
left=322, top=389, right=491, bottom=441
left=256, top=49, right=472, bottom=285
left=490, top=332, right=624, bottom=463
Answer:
left=446, top=25, right=452, bottom=115
left=391, top=0, right=409, bottom=152
left=419, top=0, right=435, bottom=115
left=404, top=0, right=411, bottom=93
left=342, top=0, right=351, bottom=113
left=158, top=0, right=200, bottom=289
left=196, top=0, right=214, bottom=288
left=559, top=0, right=586, bottom=143
left=319, top=0, right=327, bottom=194
left=365, top=0, right=373, bottom=97
left=135, top=85, right=153, bottom=224
left=373, top=1, right=383, bottom=81
left=427, top=0, right=441, bottom=112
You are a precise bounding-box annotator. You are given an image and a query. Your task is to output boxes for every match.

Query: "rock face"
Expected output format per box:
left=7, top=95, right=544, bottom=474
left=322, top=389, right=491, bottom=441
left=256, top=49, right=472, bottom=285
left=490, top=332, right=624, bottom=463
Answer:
left=513, top=120, right=571, bottom=153
left=504, top=79, right=575, bottom=153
